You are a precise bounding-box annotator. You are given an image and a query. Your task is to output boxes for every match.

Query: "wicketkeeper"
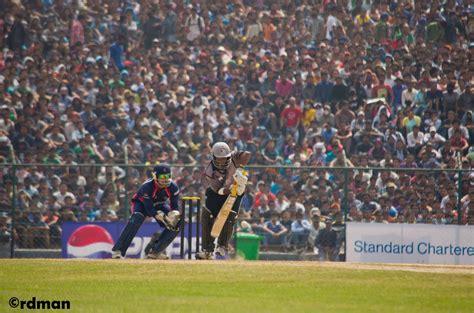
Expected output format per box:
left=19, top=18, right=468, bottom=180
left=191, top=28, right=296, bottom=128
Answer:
left=112, top=164, right=181, bottom=259
left=196, top=142, right=250, bottom=260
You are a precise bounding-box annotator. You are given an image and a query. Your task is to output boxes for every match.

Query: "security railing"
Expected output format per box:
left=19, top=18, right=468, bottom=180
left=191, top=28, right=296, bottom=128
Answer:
left=0, top=161, right=472, bottom=259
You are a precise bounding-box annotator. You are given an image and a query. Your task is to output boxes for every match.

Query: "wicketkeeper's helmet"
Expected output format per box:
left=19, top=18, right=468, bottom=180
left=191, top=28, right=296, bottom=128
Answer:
left=152, top=164, right=172, bottom=188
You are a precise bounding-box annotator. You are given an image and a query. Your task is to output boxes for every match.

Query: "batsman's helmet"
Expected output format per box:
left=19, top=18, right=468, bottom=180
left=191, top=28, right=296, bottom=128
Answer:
left=152, top=164, right=172, bottom=188
left=211, top=142, right=231, bottom=171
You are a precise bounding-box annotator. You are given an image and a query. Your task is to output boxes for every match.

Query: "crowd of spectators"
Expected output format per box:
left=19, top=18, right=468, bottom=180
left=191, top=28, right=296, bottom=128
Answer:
left=0, top=0, right=473, bottom=251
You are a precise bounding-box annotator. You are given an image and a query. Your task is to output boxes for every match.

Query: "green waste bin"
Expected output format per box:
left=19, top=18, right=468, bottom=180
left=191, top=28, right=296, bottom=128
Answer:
left=235, top=233, right=264, bottom=260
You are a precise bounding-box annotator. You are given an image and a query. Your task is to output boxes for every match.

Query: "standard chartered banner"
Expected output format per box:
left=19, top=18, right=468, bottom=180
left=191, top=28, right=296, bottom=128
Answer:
left=346, top=223, right=474, bottom=265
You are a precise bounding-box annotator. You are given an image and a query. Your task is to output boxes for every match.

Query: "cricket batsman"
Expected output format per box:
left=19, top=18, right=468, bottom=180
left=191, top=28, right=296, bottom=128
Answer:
left=112, top=164, right=181, bottom=259
left=196, top=142, right=250, bottom=260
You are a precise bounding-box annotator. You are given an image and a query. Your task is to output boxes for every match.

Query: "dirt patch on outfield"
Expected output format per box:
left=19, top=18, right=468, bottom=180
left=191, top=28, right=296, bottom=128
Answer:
left=61, top=259, right=474, bottom=274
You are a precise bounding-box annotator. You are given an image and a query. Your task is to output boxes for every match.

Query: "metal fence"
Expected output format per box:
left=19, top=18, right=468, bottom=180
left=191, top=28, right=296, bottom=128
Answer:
left=0, top=160, right=472, bottom=259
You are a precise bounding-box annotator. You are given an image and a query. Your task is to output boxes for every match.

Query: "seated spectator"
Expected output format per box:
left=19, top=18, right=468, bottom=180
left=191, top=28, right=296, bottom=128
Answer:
left=356, top=135, right=373, bottom=154
left=279, top=210, right=293, bottom=234
left=406, top=125, right=424, bottom=155
left=368, top=138, right=386, bottom=164
left=449, top=129, right=469, bottom=154
left=261, top=140, right=279, bottom=165
left=423, top=126, right=446, bottom=148
left=288, top=211, right=311, bottom=251
left=262, top=211, right=288, bottom=251
left=418, top=150, right=441, bottom=168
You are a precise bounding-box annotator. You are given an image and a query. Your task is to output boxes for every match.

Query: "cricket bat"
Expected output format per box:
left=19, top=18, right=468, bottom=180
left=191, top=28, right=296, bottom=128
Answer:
left=211, top=183, right=239, bottom=238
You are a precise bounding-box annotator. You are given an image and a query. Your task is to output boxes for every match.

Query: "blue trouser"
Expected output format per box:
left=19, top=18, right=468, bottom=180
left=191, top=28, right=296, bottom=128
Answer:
left=112, top=201, right=181, bottom=257
left=289, top=230, right=310, bottom=248
left=264, top=234, right=287, bottom=247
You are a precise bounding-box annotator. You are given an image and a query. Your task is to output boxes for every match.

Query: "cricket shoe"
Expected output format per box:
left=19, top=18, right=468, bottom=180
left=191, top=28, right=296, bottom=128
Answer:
left=147, top=252, right=170, bottom=260
left=195, top=251, right=213, bottom=260
left=214, top=245, right=227, bottom=257
left=111, top=250, right=124, bottom=259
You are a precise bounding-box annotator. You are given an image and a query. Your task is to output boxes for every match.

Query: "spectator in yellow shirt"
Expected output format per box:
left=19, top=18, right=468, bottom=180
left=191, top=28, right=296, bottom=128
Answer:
left=303, top=102, right=317, bottom=128
left=402, top=109, right=421, bottom=133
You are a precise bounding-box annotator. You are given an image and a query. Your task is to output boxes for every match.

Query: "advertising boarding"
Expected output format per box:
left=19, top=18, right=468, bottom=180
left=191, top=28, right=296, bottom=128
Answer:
left=346, top=223, right=474, bottom=265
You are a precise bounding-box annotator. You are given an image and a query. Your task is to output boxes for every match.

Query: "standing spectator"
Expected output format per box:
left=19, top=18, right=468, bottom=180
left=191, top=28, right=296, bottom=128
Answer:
left=442, top=82, right=459, bottom=115
left=275, top=71, right=294, bottom=99
left=332, top=76, right=350, bottom=103
left=335, top=101, right=356, bottom=129
left=109, top=36, right=126, bottom=71
left=315, top=72, right=334, bottom=104
left=142, top=10, right=160, bottom=50
left=70, top=14, right=86, bottom=47
left=280, top=97, right=303, bottom=143
left=392, top=77, right=406, bottom=113
left=374, top=13, right=390, bottom=43
left=426, top=81, right=443, bottom=113
left=321, top=123, right=338, bottom=146
left=7, top=13, right=28, bottom=52
left=185, top=7, right=205, bottom=43
left=315, top=218, right=338, bottom=261
left=307, top=208, right=325, bottom=251
left=162, top=4, right=177, bottom=44
left=458, top=84, right=473, bottom=116
left=402, top=78, right=418, bottom=109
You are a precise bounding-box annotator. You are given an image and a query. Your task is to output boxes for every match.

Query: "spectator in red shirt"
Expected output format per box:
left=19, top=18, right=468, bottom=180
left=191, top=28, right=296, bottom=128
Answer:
left=275, top=71, right=294, bottom=99
left=253, top=181, right=277, bottom=209
left=280, top=97, right=303, bottom=143
left=70, top=14, right=86, bottom=47
left=450, top=129, right=469, bottom=154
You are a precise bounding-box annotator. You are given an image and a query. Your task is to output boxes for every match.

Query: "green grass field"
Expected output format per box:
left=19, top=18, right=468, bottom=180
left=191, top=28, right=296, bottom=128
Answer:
left=0, top=260, right=473, bottom=313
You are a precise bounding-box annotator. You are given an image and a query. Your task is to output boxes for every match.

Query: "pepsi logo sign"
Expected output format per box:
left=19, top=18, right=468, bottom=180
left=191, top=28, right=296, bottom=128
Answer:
left=67, top=225, right=114, bottom=258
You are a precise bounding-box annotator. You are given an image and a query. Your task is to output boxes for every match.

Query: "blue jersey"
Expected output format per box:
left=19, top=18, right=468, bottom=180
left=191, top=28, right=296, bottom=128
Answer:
left=132, top=179, right=180, bottom=216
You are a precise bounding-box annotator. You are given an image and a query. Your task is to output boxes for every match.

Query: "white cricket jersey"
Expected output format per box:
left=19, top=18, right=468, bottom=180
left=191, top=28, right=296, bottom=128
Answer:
left=203, top=151, right=247, bottom=193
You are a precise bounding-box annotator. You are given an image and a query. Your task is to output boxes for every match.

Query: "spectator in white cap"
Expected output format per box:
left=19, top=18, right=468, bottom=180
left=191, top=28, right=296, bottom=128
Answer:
left=423, top=126, right=446, bottom=148
left=307, top=208, right=325, bottom=250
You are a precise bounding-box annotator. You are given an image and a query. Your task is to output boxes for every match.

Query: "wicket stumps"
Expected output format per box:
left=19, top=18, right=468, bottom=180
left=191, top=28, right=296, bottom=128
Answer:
left=180, top=196, right=201, bottom=259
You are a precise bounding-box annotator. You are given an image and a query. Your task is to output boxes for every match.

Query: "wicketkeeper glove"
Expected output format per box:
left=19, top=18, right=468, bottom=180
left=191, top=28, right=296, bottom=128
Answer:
left=155, top=210, right=181, bottom=231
